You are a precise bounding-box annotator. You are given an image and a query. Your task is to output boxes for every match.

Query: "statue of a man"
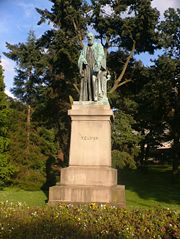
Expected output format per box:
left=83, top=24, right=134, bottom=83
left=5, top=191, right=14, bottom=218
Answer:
left=78, top=32, right=109, bottom=102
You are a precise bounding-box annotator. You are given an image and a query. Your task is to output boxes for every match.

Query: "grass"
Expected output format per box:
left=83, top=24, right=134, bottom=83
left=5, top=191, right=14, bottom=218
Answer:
left=118, top=164, right=180, bottom=210
left=0, top=187, right=47, bottom=206
left=0, top=164, right=179, bottom=209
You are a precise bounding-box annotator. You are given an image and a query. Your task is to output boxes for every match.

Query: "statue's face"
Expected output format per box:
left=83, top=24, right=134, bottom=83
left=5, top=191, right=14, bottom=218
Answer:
left=87, top=33, right=94, bottom=46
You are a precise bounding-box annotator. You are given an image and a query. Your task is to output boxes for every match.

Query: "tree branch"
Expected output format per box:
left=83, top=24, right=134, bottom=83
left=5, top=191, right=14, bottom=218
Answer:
left=109, top=40, right=136, bottom=94
left=73, top=83, right=80, bottom=94
left=72, top=18, right=84, bottom=48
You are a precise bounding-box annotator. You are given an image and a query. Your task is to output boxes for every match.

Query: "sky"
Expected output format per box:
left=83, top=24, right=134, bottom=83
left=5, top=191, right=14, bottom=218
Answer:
left=0, top=0, right=179, bottom=97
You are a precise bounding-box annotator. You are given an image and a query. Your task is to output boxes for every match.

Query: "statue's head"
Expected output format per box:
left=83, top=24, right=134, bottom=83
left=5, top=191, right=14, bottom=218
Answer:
left=87, top=32, right=94, bottom=46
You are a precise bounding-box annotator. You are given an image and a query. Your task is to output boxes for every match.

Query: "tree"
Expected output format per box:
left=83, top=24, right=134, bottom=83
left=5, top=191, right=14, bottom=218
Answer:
left=112, top=110, right=142, bottom=169
left=8, top=99, right=57, bottom=190
left=158, top=9, right=180, bottom=174
left=4, top=31, right=45, bottom=161
left=158, top=8, right=180, bottom=58
left=135, top=56, right=180, bottom=172
left=0, top=61, right=16, bottom=186
left=4, top=32, right=59, bottom=189
left=132, top=7, right=180, bottom=172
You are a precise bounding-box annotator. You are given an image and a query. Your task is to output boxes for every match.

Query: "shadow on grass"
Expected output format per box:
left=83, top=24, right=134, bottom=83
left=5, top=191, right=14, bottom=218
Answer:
left=118, top=165, right=180, bottom=206
left=41, top=156, right=60, bottom=204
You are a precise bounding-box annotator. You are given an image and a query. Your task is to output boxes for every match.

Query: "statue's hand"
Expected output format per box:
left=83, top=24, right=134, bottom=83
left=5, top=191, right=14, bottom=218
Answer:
left=106, top=73, right=111, bottom=81
left=93, top=62, right=101, bottom=72
left=80, top=70, right=84, bottom=77
left=82, top=58, right=88, bottom=65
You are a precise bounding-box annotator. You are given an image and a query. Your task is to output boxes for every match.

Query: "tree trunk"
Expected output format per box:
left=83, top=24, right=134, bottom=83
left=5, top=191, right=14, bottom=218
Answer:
left=172, top=136, right=179, bottom=175
left=26, top=104, right=31, bottom=160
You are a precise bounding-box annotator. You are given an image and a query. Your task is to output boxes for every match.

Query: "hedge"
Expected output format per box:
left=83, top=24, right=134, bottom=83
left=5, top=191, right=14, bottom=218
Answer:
left=0, top=202, right=179, bottom=239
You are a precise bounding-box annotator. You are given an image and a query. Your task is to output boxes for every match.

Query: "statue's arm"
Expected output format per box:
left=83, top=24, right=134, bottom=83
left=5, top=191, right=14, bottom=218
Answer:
left=94, top=44, right=106, bottom=72
left=78, top=48, right=87, bottom=70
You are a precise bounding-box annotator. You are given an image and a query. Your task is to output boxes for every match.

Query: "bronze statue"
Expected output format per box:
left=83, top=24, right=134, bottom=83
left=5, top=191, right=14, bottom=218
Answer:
left=78, top=32, right=110, bottom=103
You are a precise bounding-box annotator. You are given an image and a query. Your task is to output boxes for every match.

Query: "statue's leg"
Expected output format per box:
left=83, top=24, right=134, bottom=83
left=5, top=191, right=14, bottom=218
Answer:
left=88, top=75, right=92, bottom=101
left=80, top=70, right=88, bottom=101
left=92, top=75, right=98, bottom=101
left=98, top=71, right=104, bottom=99
left=97, top=71, right=101, bottom=97
left=86, top=68, right=92, bottom=101
left=100, top=71, right=108, bottom=98
left=84, top=78, right=88, bottom=101
left=80, top=77, right=83, bottom=101
left=103, top=77, right=107, bottom=97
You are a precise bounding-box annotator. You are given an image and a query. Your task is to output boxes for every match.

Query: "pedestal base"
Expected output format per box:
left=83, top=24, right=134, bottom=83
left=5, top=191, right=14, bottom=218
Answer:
left=49, top=184, right=125, bottom=207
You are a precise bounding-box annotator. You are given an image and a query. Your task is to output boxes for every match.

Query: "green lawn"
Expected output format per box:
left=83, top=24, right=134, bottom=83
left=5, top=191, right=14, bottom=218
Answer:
left=0, top=187, right=47, bottom=206
left=118, top=164, right=180, bottom=209
left=0, top=165, right=179, bottom=209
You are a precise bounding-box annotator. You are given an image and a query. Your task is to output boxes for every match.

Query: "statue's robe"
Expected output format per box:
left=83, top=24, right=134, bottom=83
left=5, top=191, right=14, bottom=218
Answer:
left=78, top=43, right=106, bottom=101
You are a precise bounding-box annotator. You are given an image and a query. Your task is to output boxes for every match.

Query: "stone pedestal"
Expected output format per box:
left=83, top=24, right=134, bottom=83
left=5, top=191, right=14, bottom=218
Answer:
left=49, top=102, right=125, bottom=207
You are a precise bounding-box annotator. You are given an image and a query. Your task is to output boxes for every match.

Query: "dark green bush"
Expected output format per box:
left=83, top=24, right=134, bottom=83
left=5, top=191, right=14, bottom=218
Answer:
left=14, top=168, right=46, bottom=191
left=0, top=202, right=179, bottom=239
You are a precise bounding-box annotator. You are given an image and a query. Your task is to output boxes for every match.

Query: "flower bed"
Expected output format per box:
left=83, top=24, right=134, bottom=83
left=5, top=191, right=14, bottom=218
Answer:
left=0, top=201, right=179, bottom=239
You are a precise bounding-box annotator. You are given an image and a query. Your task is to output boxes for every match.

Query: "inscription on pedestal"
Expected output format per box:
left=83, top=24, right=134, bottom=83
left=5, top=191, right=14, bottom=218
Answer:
left=80, top=134, right=98, bottom=141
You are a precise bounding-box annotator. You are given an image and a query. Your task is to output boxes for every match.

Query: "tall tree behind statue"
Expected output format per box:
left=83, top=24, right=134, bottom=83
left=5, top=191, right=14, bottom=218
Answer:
left=4, top=33, right=57, bottom=190
left=0, top=61, right=16, bottom=186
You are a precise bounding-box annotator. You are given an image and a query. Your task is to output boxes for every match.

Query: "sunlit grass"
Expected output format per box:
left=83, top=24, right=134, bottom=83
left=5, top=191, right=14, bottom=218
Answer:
left=0, top=187, right=47, bottom=206
left=125, top=190, right=180, bottom=210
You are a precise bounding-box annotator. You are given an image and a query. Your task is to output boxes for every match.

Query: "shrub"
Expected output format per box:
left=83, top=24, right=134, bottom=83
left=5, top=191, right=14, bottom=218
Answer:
left=0, top=202, right=179, bottom=239
left=14, top=169, right=45, bottom=191
left=0, top=155, right=16, bottom=187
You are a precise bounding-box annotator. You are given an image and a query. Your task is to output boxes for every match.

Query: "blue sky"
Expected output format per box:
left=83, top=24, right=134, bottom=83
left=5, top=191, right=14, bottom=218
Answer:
left=0, top=0, right=179, bottom=97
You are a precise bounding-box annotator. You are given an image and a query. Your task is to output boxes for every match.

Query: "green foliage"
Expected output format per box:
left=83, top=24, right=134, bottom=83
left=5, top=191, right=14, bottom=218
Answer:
left=135, top=56, right=180, bottom=170
left=112, top=110, right=142, bottom=169
left=158, top=8, right=180, bottom=58
left=0, top=63, right=9, bottom=145
left=90, top=0, right=160, bottom=53
left=0, top=202, right=179, bottom=239
left=36, top=0, right=88, bottom=39
left=0, top=155, right=16, bottom=187
left=0, top=62, right=16, bottom=186
left=112, top=150, right=136, bottom=169
left=4, top=31, right=44, bottom=105
left=8, top=100, right=57, bottom=190
left=14, top=169, right=46, bottom=191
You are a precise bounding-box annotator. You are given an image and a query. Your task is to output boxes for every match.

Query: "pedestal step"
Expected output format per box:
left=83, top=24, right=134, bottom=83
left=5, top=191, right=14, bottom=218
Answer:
left=60, top=166, right=117, bottom=186
left=49, top=185, right=125, bottom=207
